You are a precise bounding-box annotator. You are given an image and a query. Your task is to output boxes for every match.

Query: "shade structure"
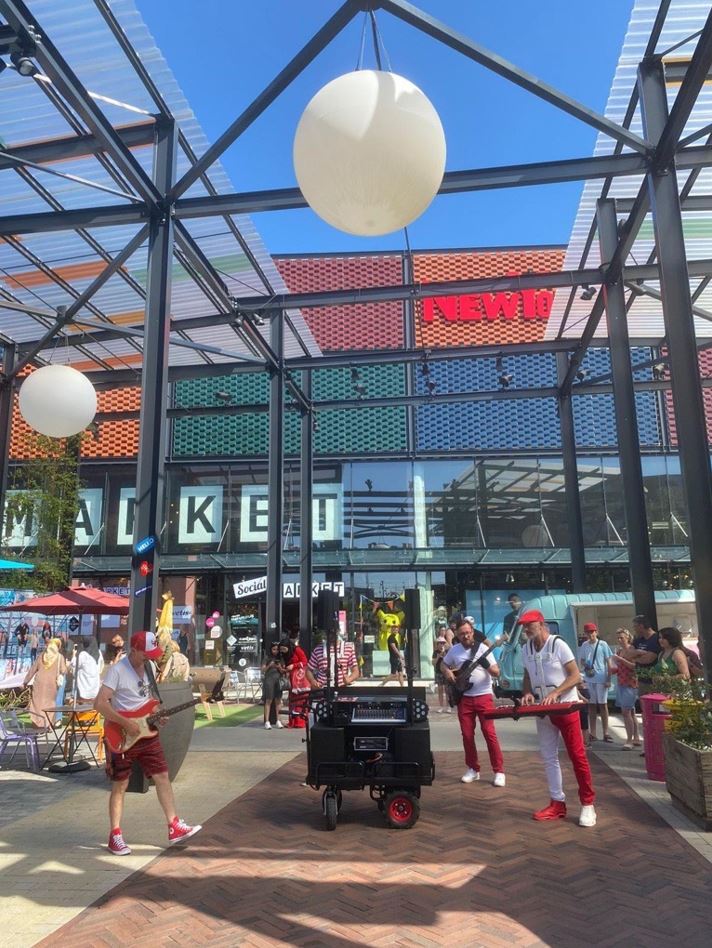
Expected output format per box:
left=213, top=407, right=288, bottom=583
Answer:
left=0, top=586, right=129, bottom=616
left=0, top=559, right=35, bottom=571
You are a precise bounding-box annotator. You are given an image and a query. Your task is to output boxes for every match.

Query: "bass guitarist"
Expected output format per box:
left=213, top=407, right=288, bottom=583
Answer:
left=440, top=619, right=506, bottom=787
left=94, top=630, right=201, bottom=856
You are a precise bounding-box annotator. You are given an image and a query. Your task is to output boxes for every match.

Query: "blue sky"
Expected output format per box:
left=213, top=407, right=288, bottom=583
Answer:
left=139, top=0, right=634, bottom=254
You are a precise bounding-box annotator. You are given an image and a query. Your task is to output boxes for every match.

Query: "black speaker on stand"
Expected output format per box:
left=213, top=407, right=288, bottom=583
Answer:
left=316, top=588, right=340, bottom=634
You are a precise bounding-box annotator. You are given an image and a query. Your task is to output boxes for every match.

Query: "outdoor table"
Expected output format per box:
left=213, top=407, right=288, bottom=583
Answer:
left=42, top=705, right=101, bottom=769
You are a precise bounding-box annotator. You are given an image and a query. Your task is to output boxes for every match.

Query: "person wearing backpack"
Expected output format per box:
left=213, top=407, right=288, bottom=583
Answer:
left=578, top=623, right=614, bottom=743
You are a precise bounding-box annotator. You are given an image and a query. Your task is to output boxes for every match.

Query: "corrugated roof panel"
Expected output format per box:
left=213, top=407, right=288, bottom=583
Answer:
left=549, top=0, right=712, bottom=340
left=0, top=0, right=320, bottom=367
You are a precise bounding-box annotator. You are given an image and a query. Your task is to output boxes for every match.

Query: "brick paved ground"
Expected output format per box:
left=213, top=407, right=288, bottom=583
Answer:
left=40, top=751, right=711, bottom=948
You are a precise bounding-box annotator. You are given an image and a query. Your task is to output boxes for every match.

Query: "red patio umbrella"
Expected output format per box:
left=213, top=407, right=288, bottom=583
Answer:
left=0, top=586, right=129, bottom=615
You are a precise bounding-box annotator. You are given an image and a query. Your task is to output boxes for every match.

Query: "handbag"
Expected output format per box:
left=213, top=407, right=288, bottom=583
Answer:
left=584, top=640, right=600, bottom=678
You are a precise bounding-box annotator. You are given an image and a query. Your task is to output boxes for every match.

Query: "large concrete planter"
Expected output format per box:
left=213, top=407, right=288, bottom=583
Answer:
left=127, top=680, right=195, bottom=794
left=663, top=732, right=712, bottom=831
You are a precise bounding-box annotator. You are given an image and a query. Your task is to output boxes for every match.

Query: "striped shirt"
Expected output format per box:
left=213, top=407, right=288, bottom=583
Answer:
left=307, top=641, right=357, bottom=687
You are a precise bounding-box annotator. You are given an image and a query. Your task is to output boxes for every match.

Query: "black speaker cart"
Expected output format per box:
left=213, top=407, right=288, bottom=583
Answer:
left=304, top=605, right=435, bottom=831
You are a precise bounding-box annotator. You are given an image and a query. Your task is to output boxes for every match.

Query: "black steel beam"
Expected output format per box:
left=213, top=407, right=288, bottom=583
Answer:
left=64, top=224, right=150, bottom=321
left=559, top=188, right=652, bottom=395
left=127, top=119, right=178, bottom=632
left=656, top=8, right=712, bottom=168
left=555, top=351, right=586, bottom=591
left=0, top=343, right=16, bottom=537
left=265, top=309, right=285, bottom=646
left=640, top=56, right=712, bottom=676
left=597, top=198, right=657, bottom=625
left=3, top=144, right=711, bottom=238
left=5, top=306, right=71, bottom=382
left=378, top=0, right=650, bottom=154
left=170, top=0, right=359, bottom=201
left=0, top=0, right=161, bottom=207
left=299, top=370, right=314, bottom=656
left=0, top=121, right=156, bottom=171
left=0, top=202, right=149, bottom=236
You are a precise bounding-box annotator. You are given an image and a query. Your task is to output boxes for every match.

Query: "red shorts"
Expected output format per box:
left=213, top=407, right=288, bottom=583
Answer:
left=107, top=735, right=168, bottom=782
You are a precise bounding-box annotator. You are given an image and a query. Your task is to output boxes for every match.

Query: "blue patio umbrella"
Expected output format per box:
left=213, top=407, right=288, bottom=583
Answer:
left=0, top=558, right=35, bottom=571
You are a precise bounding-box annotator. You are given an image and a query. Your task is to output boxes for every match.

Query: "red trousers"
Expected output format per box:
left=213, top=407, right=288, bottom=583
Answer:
left=536, top=711, right=595, bottom=805
left=456, top=693, right=504, bottom=773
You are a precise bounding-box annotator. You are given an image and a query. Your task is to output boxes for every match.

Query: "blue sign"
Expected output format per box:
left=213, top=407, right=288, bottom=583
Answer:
left=134, top=583, right=153, bottom=598
left=134, top=535, right=156, bottom=556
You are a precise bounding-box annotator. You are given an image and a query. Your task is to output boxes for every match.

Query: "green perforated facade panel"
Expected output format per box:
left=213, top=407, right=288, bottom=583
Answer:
left=172, top=364, right=407, bottom=457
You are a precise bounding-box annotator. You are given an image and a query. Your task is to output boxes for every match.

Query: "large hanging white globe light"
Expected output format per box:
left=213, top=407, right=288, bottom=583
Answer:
left=19, top=364, right=97, bottom=438
left=293, top=70, right=446, bottom=236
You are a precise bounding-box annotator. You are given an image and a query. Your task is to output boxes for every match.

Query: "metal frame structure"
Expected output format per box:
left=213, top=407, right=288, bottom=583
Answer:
left=0, top=0, right=711, bottom=672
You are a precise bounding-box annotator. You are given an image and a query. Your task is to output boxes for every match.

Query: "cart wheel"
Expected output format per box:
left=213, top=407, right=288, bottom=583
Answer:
left=321, top=789, right=342, bottom=813
left=384, top=791, right=420, bottom=829
left=324, top=792, right=338, bottom=831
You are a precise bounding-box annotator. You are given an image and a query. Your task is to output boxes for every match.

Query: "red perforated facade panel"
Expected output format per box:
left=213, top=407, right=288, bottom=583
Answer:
left=275, top=254, right=404, bottom=351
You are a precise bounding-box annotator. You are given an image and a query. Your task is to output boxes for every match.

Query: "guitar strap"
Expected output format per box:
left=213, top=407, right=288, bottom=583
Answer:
left=143, top=659, right=163, bottom=704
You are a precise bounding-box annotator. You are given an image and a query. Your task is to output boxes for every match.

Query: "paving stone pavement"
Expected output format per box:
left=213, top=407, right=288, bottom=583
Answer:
left=36, top=751, right=712, bottom=948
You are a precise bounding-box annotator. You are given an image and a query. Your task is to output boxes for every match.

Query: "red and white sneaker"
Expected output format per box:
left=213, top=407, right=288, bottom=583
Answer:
left=532, top=799, right=567, bottom=821
left=108, top=830, right=131, bottom=855
left=168, top=818, right=202, bottom=845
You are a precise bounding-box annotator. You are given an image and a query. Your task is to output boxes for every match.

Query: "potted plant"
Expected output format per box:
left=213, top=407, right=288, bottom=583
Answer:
left=655, top=671, right=712, bottom=830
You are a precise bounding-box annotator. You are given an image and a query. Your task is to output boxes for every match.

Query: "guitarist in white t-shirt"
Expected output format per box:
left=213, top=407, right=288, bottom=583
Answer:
left=441, top=619, right=506, bottom=787
left=94, top=630, right=201, bottom=856
left=519, top=609, right=597, bottom=827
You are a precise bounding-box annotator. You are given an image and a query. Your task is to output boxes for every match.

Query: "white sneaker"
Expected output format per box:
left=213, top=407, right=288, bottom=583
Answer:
left=579, top=804, right=597, bottom=827
left=275, top=720, right=284, bottom=729
left=264, top=721, right=272, bottom=730
left=436, top=708, right=443, bottom=714
left=446, top=707, right=453, bottom=714
left=493, top=772, right=506, bottom=787
left=461, top=768, right=480, bottom=783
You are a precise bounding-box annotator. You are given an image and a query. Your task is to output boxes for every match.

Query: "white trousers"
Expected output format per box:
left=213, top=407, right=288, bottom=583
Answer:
left=536, top=716, right=565, bottom=802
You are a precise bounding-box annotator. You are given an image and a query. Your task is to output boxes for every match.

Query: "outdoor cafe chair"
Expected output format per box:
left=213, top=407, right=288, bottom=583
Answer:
left=0, top=712, right=41, bottom=772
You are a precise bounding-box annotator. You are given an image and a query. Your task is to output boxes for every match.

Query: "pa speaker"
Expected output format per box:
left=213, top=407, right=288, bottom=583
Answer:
left=404, top=588, right=420, bottom=629
left=316, top=588, right=340, bottom=631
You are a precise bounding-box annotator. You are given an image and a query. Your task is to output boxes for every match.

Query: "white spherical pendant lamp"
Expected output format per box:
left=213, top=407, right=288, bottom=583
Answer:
left=19, top=364, right=97, bottom=438
left=293, top=70, right=446, bottom=236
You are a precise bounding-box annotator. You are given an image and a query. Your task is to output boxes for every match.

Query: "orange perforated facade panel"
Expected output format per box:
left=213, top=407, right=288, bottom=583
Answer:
left=10, top=384, right=140, bottom=460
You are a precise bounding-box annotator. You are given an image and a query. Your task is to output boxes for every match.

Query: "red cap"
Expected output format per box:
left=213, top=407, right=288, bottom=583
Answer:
left=130, top=630, right=163, bottom=659
left=583, top=622, right=598, bottom=633
left=517, top=609, right=545, bottom=625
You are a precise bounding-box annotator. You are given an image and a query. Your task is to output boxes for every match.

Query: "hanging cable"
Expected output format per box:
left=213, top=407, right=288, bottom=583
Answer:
left=369, top=10, right=383, bottom=71
left=356, top=12, right=368, bottom=70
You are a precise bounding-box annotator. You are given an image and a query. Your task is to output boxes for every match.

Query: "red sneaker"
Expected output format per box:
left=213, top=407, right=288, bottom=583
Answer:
left=108, top=830, right=131, bottom=855
left=532, top=800, right=567, bottom=821
left=168, top=818, right=202, bottom=845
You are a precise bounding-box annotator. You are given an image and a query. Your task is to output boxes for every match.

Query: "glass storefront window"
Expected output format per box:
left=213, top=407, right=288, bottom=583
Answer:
left=345, top=462, right=414, bottom=551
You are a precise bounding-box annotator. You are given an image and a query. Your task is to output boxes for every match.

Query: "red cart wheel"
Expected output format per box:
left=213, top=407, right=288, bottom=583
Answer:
left=384, top=791, right=420, bottom=829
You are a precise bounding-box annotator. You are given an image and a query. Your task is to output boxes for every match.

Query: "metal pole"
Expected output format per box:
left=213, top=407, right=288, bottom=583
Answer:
left=640, top=57, right=712, bottom=668
left=597, top=198, right=657, bottom=625
left=265, top=309, right=285, bottom=649
left=299, top=369, right=313, bottom=656
left=0, top=343, right=16, bottom=533
left=127, top=119, right=177, bottom=633
left=556, top=351, right=586, bottom=592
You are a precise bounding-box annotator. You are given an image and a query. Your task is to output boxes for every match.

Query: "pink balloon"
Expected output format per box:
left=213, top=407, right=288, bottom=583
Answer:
left=206, top=617, right=215, bottom=628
